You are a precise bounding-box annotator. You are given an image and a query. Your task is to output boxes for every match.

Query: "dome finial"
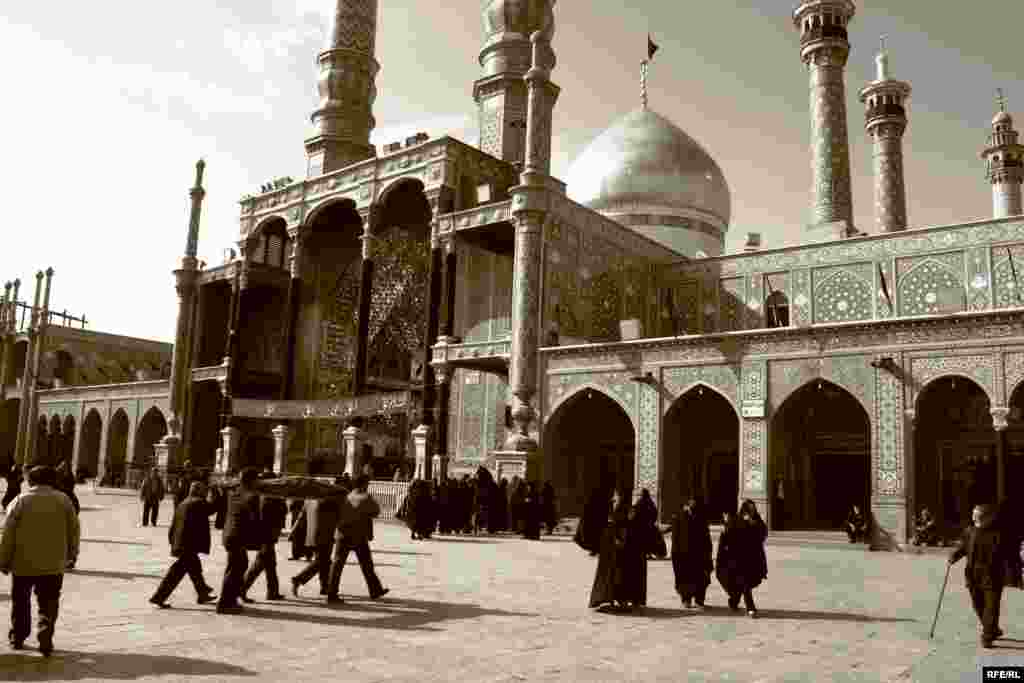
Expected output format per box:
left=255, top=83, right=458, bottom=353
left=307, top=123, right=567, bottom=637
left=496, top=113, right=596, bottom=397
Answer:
left=875, top=34, right=891, bottom=81
left=641, top=35, right=658, bottom=110
left=998, top=87, right=1007, bottom=114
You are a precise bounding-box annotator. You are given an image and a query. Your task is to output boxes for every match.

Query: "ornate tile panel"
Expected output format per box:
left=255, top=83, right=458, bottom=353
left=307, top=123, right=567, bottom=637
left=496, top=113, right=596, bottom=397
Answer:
left=908, top=354, right=997, bottom=408
left=897, top=257, right=966, bottom=316
left=545, top=371, right=638, bottom=426
left=790, top=269, right=812, bottom=326
left=636, top=384, right=659, bottom=495
left=768, top=356, right=873, bottom=414
left=966, top=247, right=992, bottom=312
left=875, top=367, right=903, bottom=496
left=661, top=364, right=741, bottom=414
left=1005, top=351, right=1024, bottom=401
left=741, top=420, right=766, bottom=493
left=813, top=265, right=873, bottom=324
left=991, top=244, right=1024, bottom=309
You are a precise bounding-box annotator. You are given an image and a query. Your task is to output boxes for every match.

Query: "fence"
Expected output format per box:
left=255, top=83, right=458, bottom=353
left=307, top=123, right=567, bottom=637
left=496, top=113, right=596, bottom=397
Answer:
left=368, top=480, right=411, bottom=521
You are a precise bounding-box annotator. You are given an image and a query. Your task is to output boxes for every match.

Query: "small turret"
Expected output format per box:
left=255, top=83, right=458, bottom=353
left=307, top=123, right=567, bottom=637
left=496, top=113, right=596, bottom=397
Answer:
left=981, top=90, right=1024, bottom=218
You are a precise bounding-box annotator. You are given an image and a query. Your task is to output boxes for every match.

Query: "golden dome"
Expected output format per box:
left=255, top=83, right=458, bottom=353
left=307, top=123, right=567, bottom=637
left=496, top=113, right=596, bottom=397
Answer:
left=567, top=107, right=731, bottom=255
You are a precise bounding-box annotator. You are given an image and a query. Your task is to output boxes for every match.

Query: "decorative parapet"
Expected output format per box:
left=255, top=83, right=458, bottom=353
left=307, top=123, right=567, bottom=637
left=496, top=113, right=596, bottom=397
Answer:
left=37, top=379, right=170, bottom=403
left=232, top=392, right=413, bottom=421
left=436, top=201, right=513, bottom=236
left=431, top=337, right=511, bottom=379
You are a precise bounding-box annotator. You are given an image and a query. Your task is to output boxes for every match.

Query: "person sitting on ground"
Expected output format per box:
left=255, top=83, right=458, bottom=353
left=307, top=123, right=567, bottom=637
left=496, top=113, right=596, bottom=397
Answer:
left=913, top=507, right=940, bottom=546
left=845, top=504, right=868, bottom=543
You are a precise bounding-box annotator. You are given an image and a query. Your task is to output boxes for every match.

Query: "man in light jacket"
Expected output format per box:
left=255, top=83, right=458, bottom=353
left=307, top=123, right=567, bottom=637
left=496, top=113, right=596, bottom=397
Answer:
left=0, top=465, right=80, bottom=656
left=326, top=475, right=389, bottom=604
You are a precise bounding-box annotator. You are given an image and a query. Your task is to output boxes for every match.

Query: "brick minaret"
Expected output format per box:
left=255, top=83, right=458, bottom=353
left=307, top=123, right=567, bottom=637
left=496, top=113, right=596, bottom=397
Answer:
left=474, top=0, right=556, bottom=165
left=304, top=0, right=380, bottom=178
left=794, top=0, right=857, bottom=238
left=859, top=39, right=911, bottom=232
left=981, top=90, right=1024, bottom=219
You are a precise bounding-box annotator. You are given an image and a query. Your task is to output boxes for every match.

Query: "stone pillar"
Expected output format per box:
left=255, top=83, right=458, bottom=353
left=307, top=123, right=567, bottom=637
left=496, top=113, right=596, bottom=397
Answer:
left=432, top=453, right=449, bottom=482
left=272, top=423, right=290, bottom=475
left=354, top=215, right=376, bottom=395
left=220, top=270, right=241, bottom=432
left=342, top=425, right=365, bottom=476
left=794, top=1, right=857, bottom=237
left=219, top=425, right=242, bottom=474
left=153, top=434, right=179, bottom=474
left=15, top=272, right=44, bottom=465
left=412, top=423, right=431, bottom=480
left=279, top=232, right=303, bottom=401
left=168, top=267, right=197, bottom=434
left=422, top=233, right=443, bottom=426
left=992, top=406, right=1009, bottom=502
left=0, top=281, right=10, bottom=403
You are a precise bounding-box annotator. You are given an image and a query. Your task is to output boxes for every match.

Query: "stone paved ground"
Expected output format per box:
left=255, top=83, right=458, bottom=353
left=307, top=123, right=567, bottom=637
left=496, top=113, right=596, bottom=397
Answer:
left=0, top=488, right=1020, bottom=682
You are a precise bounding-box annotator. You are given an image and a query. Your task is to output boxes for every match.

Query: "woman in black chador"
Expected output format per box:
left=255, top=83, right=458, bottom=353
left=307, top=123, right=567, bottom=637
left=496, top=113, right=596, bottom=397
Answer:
left=587, top=489, right=647, bottom=612
left=2, top=465, right=22, bottom=510
left=541, top=481, right=558, bottom=534
left=406, top=479, right=435, bottom=541
left=715, top=499, right=768, bottom=617
left=474, top=467, right=495, bottom=534
left=520, top=482, right=543, bottom=540
left=493, top=478, right=509, bottom=533
left=671, top=498, right=713, bottom=609
left=575, top=484, right=612, bottom=556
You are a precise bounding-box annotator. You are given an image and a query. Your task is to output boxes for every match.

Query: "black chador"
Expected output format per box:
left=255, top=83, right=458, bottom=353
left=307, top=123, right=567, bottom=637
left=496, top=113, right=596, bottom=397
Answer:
left=671, top=499, right=712, bottom=609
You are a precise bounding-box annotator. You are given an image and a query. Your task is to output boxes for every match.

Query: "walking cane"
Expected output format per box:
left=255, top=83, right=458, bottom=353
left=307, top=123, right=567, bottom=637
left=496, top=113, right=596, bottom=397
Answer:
left=929, top=562, right=953, bottom=639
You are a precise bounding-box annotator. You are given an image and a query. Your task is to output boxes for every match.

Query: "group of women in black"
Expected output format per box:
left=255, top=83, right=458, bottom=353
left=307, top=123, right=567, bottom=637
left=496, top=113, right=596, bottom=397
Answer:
left=580, top=486, right=768, bottom=616
left=399, top=468, right=558, bottom=541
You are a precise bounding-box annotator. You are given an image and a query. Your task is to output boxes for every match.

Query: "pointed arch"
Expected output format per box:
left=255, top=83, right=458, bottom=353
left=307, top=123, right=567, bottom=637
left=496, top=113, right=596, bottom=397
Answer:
left=547, top=383, right=637, bottom=432
left=79, top=409, right=102, bottom=479
left=304, top=197, right=361, bottom=236
left=374, top=178, right=432, bottom=235
left=62, top=414, right=76, bottom=469
left=105, top=409, right=130, bottom=487
left=133, top=406, right=168, bottom=469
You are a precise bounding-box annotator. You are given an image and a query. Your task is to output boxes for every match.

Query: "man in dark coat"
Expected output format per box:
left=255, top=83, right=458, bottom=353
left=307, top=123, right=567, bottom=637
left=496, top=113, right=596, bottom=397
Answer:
left=326, top=475, right=389, bottom=603
left=291, top=492, right=344, bottom=598
left=216, top=468, right=262, bottom=613
left=140, top=469, right=166, bottom=527
left=949, top=503, right=1014, bottom=647
left=672, top=499, right=713, bottom=609
left=240, top=483, right=288, bottom=602
left=150, top=482, right=216, bottom=608
left=845, top=504, right=868, bottom=543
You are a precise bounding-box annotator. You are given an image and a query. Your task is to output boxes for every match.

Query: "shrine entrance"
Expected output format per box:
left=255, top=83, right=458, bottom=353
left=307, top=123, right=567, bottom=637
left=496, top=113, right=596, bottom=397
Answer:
left=914, top=376, right=996, bottom=535
left=770, top=380, right=871, bottom=531
left=543, top=388, right=635, bottom=518
left=661, top=385, right=739, bottom=523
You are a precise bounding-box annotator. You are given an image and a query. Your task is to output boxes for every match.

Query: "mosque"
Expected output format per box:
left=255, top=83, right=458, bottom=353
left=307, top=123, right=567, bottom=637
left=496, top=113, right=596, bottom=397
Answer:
left=19, top=0, right=1024, bottom=544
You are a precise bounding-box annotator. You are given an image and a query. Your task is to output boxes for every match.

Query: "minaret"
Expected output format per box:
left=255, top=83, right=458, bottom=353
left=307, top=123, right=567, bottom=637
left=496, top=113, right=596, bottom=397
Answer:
left=304, top=0, right=380, bottom=178
left=474, top=1, right=556, bottom=165
left=858, top=37, right=911, bottom=232
left=794, top=0, right=857, bottom=238
left=981, top=90, right=1024, bottom=218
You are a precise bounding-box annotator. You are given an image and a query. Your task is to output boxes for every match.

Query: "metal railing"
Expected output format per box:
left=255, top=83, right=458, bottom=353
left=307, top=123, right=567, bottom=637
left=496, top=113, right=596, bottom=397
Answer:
left=368, top=480, right=411, bottom=521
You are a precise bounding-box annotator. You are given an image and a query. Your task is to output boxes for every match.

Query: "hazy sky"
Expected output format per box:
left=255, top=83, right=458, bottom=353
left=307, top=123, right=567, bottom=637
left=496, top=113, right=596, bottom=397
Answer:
left=2, top=1, right=1022, bottom=344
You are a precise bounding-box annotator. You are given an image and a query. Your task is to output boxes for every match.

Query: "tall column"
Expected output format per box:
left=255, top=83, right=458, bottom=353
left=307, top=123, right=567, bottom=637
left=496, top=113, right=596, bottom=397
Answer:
left=505, top=31, right=558, bottom=456
left=859, top=43, right=911, bottom=232
left=14, top=272, right=43, bottom=465
left=304, top=0, right=380, bottom=177
left=434, top=238, right=458, bottom=468
left=794, top=1, right=857, bottom=237
left=0, top=281, right=11, bottom=403
left=991, top=406, right=1009, bottom=502
left=342, top=425, right=365, bottom=476
left=981, top=91, right=1024, bottom=219
left=25, top=268, right=53, bottom=466
left=159, top=160, right=205, bottom=471
left=221, top=270, right=242, bottom=431
left=278, top=232, right=303, bottom=401
left=354, top=212, right=377, bottom=395
left=421, top=232, right=444, bottom=425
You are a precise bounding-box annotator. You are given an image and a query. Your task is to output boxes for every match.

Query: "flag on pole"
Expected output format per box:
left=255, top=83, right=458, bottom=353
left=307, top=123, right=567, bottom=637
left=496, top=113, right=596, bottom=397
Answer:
left=1007, top=247, right=1021, bottom=303
left=878, top=262, right=894, bottom=313
left=663, top=288, right=680, bottom=337
left=648, top=35, right=659, bottom=61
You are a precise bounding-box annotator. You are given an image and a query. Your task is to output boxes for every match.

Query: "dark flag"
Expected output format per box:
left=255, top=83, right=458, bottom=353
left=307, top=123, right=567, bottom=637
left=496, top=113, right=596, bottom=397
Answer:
left=663, top=288, right=680, bottom=337
left=878, top=262, right=894, bottom=312
left=764, top=276, right=781, bottom=327
left=1008, top=247, right=1021, bottom=304
left=648, top=35, right=659, bottom=61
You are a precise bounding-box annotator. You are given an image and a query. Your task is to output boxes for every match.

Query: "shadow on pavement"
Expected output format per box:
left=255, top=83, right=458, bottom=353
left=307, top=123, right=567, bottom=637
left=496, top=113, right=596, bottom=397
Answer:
left=81, top=539, right=152, bottom=547
left=610, top=606, right=916, bottom=623
left=0, top=650, right=256, bottom=679
left=176, top=597, right=536, bottom=632
left=66, top=570, right=161, bottom=581
left=371, top=550, right=431, bottom=556
left=419, top=537, right=500, bottom=544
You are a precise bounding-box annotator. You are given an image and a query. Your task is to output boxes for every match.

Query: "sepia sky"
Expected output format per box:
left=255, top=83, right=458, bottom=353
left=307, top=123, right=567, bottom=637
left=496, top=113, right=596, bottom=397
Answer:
left=1, top=1, right=1022, bottom=343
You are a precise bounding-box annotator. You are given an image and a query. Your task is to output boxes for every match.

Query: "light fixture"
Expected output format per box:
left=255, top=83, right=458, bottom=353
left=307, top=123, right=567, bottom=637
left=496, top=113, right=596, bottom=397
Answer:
left=629, top=372, right=656, bottom=385
left=817, top=380, right=823, bottom=391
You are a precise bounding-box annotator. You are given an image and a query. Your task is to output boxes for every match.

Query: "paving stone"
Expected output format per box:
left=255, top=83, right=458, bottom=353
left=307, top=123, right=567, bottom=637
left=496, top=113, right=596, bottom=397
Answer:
left=0, top=489, right=1020, bottom=681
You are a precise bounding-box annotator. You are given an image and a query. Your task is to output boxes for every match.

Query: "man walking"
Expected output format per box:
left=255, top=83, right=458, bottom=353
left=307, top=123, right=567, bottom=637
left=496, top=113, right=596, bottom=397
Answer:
left=140, top=469, right=166, bottom=527
left=291, top=492, right=343, bottom=599
left=326, top=475, right=389, bottom=604
left=149, top=482, right=217, bottom=608
left=949, top=503, right=1013, bottom=648
left=241, top=473, right=288, bottom=603
left=217, top=468, right=262, bottom=614
left=0, top=465, right=80, bottom=656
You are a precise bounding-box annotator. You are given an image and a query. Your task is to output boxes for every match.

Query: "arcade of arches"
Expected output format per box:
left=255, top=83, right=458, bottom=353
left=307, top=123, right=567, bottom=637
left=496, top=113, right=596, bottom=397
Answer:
left=661, top=385, right=739, bottom=524
left=770, top=380, right=871, bottom=531
left=543, top=389, right=635, bottom=518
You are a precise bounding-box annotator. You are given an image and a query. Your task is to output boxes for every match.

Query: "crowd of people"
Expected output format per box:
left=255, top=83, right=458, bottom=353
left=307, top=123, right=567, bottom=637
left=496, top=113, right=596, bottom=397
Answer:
left=395, top=468, right=558, bottom=541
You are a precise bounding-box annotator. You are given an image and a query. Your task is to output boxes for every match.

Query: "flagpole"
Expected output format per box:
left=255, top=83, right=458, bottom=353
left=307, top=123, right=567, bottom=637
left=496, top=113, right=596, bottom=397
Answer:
left=641, top=60, right=649, bottom=110
left=1007, top=247, right=1021, bottom=304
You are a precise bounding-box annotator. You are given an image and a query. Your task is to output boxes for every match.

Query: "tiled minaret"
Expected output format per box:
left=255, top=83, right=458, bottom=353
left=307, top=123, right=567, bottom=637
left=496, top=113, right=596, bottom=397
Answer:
left=794, top=0, right=857, bottom=239
left=981, top=90, right=1024, bottom=218
left=304, top=0, right=380, bottom=178
left=858, top=39, right=911, bottom=232
left=474, top=0, right=556, bottom=165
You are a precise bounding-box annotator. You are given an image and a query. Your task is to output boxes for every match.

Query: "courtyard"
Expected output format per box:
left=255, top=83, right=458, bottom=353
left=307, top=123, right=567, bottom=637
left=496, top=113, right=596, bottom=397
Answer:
left=0, top=487, right=1020, bottom=682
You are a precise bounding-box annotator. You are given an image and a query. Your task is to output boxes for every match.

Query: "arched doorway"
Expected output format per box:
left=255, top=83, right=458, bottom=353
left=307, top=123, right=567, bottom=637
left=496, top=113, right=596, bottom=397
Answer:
left=134, top=407, right=168, bottom=471
left=80, top=410, right=102, bottom=479
left=770, top=380, right=871, bottom=530
left=189, top=382, right=223, bottom=469
left=0, top=399, right=19, bottom=472
left=662, top=385, right=740, bottom=522
left=914, top=376, right=995, bottom=535
left=105, top=409, right=130, bottom=487
left=543, top=388, right=635, bottom=518
left=62, top=415, right=76, bottom=470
